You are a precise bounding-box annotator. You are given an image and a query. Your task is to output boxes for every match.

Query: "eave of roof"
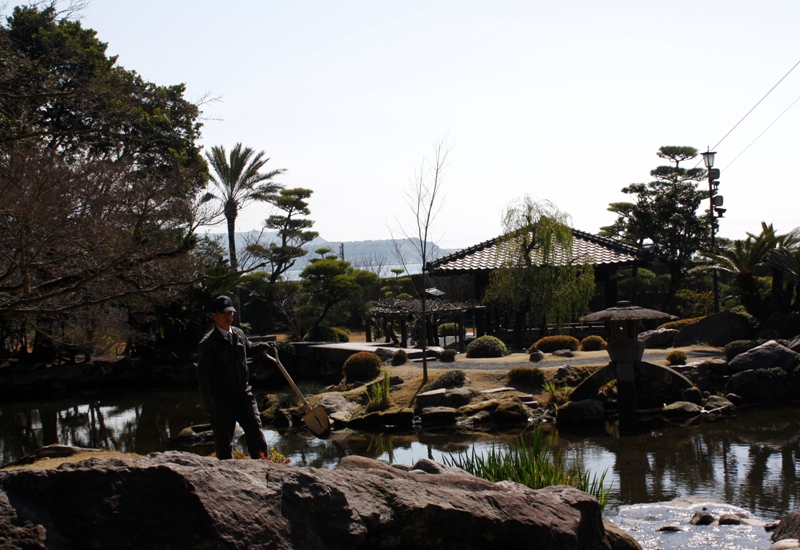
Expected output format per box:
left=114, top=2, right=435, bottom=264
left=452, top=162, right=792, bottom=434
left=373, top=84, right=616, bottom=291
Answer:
left=427, top=228, right=645, bottom=274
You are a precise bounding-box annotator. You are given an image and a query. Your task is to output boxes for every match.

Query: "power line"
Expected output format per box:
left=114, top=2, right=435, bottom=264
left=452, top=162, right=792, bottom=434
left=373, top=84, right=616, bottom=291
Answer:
left=723, top=91, right=800, bottom=172
left=712, top=58, right=800, bottom=152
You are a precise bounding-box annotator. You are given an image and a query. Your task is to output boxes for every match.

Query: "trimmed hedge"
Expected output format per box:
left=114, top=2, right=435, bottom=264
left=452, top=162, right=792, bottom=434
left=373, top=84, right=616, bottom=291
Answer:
left=658, top=317, right=704, bottom=331
left=466, top=335, right=507, bottom=358
left=438, top=322, right=464, bottom=337
left=507, top=366, right=546, bottom=387
left=391, top=349, right=408, bottom=366
left=532, top=335, right=580, bottom=353
left=420, top=369, right=467, bottom=393
left=666, top=349, right=687, bottom=366
left=580, top=335, right=607, bottom=351
left=439, top=349, right=457, bottom=362
left=343, top=351, right=383, bottom=382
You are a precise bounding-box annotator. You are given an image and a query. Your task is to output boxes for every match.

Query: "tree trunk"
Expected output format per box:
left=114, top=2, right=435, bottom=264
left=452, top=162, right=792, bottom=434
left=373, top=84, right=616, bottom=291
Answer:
left=225, top=200, right=238, bottom=271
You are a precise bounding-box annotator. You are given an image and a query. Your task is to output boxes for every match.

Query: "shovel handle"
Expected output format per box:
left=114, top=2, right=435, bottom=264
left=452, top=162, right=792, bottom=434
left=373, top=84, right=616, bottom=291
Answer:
left=268, top=346, right=313, bottom=412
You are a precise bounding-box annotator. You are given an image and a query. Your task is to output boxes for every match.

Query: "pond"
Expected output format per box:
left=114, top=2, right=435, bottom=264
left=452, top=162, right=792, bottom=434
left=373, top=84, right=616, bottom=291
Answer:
left=1, top=388, right=798, bottom=549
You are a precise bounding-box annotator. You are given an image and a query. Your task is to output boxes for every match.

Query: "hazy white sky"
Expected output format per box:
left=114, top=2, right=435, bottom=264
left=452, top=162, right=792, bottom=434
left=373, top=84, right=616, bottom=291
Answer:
left=27, top=1, right=800, bottom=248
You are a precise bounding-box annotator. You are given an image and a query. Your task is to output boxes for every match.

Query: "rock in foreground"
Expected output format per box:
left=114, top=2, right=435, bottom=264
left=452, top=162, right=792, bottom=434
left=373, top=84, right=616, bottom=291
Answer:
left=0, top=451, right=615, bottom=549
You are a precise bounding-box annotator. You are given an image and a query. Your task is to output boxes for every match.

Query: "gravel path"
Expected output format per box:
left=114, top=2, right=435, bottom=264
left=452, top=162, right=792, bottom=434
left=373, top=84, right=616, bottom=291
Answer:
left=422, top=347, right=725, bottom=372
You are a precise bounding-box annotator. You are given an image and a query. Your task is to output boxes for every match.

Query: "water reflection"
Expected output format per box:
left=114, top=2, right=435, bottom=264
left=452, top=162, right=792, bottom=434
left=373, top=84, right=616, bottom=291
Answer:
left=1, top=390, right=798, bottom=521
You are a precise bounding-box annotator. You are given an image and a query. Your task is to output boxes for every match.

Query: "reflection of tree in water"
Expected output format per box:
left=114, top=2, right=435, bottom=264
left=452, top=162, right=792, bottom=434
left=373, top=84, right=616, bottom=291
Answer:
left=0, top=406, right=44, bottom=465
left=569, top=412, right=800, bottom=518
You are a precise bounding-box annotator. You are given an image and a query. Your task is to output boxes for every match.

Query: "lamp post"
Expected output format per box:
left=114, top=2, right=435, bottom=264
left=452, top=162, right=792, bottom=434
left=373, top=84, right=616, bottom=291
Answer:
left=701, top=150, right=723, bottom=314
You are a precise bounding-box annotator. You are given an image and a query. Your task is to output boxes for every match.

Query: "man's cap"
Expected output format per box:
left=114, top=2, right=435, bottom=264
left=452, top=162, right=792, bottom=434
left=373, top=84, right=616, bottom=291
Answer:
left=212, top=295, right=236, bottom=313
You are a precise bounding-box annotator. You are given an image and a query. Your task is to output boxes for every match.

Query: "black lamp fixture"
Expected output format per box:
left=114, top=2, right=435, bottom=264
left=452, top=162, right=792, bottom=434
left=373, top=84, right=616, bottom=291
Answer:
left=702, top=148, right=722, bottom=313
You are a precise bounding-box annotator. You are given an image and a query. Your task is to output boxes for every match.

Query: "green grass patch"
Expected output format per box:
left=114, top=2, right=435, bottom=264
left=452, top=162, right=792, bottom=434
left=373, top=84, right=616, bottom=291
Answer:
left=443, top=428, right=610, bottom=509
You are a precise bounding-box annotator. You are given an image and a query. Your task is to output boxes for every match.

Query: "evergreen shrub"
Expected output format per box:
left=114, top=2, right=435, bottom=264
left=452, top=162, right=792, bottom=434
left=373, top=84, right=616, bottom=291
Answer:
left=658, top=317, right=704, bottom=330
left=466, top=335, right=506, bottom=358
left=391, top=349, right=408, bottom=366
left=580, top=335, right=607, bottom=351
left=507, top=366, right=546, bottom=387
left=666, top=349, right=687, bottom=366
left=724, top=339, right=791, bottom=361
left=532, top=335, right=580, bottom=353
left=343, top=351, right=383, bottom=382
left=438, top=322, right=464, bottom=337
left=420, top=369, right=467, bottom=393
left=439, top=349, right=457, bottom=362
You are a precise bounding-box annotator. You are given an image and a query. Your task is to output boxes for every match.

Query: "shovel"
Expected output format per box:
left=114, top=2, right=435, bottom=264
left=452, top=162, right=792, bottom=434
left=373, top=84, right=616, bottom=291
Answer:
left=266, top=343, right=331, bottom=439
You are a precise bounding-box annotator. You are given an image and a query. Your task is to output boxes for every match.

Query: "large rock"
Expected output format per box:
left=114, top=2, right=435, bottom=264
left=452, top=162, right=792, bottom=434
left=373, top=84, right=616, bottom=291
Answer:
left=674, top=311, right=750, bottom=347
left=728, top=340, right=800, bottom=373
left=638, top=328, right=678, bottom=349
left=0, top=452, right=615, bottom=550
left=772, top=509, right=800, bottom=544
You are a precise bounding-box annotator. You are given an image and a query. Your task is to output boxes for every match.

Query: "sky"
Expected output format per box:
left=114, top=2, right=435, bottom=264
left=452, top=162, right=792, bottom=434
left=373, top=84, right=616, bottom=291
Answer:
left=16, top=1, right=800, bottom=249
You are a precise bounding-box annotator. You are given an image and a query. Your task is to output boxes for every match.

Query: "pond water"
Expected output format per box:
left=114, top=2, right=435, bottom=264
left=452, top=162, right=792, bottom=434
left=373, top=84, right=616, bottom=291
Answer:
left=1, top=389, right=798, bottom=549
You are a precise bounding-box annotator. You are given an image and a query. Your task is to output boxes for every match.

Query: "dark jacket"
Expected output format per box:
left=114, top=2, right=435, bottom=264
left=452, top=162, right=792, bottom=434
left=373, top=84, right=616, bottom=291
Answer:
left=197, top=326, right=262, bottom=408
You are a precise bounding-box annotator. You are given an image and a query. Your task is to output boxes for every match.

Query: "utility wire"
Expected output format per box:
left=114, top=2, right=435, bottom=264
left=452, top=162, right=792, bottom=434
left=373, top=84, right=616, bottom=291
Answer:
left=723, top=91, right=800, bottom=172
left=712, top=58, right=800, bottom=153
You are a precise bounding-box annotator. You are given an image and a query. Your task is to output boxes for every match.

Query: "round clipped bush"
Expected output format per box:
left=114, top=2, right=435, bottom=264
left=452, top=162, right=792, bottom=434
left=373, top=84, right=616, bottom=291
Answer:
left=666, top=349, right=687, bottom=366
left=507, top=366, right=545, bottom=387
left=657, top=317, right=704, bottom=331
left=466, top=335, right=506, bottom=358
left=439, top=349, right=457, bottom=362
left=391, top=349, right=408, bottom=366
left=438, top=322, right=464, bottom=337
left=532, top=335, right=580, bottom=353
left=308, top=325, right=350, bottom=342
left=580, top=335, right=607, bottom=351
left=343, top=351, right=383, bottom=382
left=420, top=369, right=467, bottom=393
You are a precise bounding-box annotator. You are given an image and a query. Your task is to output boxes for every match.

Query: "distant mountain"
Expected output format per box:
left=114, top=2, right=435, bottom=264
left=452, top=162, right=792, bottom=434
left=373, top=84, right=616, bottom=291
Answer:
left=200, top=230, right=460, bottom=279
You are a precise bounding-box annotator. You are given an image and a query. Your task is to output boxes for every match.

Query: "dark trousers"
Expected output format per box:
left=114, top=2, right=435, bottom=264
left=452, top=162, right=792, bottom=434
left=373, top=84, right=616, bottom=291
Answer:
left=209, top=388, right=268, bottom=460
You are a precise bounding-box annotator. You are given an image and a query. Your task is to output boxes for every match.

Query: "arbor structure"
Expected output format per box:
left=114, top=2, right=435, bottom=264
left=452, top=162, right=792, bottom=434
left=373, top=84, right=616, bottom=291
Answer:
left=605, top=146, right=710, bottom=312
left=484, top=197, right=595, bottom=348
left=205, top=143, right=285, bottom=271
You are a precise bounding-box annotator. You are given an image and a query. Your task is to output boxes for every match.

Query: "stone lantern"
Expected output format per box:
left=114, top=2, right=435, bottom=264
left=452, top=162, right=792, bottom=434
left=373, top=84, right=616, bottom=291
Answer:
left=579, top=301, right=675, bottom=433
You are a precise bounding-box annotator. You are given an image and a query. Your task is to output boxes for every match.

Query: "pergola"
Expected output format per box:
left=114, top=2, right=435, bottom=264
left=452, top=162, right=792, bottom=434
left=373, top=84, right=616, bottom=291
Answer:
left=366, top=297, right=484, bottom=351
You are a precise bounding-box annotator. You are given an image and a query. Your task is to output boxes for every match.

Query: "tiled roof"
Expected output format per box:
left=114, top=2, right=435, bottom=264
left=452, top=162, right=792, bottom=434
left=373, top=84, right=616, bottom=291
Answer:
left=427, top=229, right=643, bottom=273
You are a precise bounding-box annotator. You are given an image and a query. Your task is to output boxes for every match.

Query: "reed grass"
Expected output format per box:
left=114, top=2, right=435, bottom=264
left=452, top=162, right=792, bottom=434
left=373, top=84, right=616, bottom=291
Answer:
left=364, top=370, right=391, bottom=411
left=443, top=428, right=610, bottom=509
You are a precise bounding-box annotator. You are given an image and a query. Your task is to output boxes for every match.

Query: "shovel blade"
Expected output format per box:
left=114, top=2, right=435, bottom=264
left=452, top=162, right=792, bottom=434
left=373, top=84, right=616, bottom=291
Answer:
left=303, top=406, right=331, bottom=439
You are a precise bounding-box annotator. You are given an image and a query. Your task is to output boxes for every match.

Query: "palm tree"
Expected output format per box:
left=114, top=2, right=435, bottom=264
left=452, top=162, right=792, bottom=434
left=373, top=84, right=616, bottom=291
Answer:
left=205, top=143, right=285, bottom=270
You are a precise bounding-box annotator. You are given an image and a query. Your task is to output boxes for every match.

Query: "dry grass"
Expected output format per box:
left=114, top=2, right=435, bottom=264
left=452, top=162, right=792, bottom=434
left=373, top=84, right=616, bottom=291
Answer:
left=3, top=450, right=145, bottom=471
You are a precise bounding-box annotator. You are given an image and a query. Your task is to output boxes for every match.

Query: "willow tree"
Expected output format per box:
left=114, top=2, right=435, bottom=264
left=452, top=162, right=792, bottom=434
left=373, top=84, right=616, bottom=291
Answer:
left=484, top=197, right=595, bottom=348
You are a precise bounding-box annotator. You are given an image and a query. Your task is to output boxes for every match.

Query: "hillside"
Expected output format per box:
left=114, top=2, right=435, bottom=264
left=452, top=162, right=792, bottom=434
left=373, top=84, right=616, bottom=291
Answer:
left=199, top=230, right=459, bottom=279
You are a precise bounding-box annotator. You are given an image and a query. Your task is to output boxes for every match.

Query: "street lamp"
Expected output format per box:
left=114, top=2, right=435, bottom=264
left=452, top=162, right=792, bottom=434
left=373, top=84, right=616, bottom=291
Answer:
left=701, top=150, right=722, bottom=314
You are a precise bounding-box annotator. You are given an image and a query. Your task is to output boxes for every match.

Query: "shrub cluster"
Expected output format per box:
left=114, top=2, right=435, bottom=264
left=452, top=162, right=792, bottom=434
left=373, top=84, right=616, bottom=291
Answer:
left=466, top=335, right=506, bottom=358
left=343, top=351, right=383, bottom=382
left=665, top=349, right=687, bottom=366
left=439, top=349, right=457, bottom=362
left=657, top=317, right=704, bottom=331
left=579, top=335, right=607, bottom=351
left=391, top=349, right=408, bottom=366
left=724, top=339, right=791, bottom=361
left=420, top=369, right=467, bottom=393
left=507, top=366, right=546, bottom=387
left=308, top=326, right=350, bottom=342
left=532, top=335, right=580, bottom=353
left=438, top=322, right=464, bottom=337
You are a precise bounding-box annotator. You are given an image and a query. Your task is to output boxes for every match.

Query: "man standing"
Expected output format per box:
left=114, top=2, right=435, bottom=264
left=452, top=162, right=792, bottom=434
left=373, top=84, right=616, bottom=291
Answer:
left=197, top=295, right=269, bottom=459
